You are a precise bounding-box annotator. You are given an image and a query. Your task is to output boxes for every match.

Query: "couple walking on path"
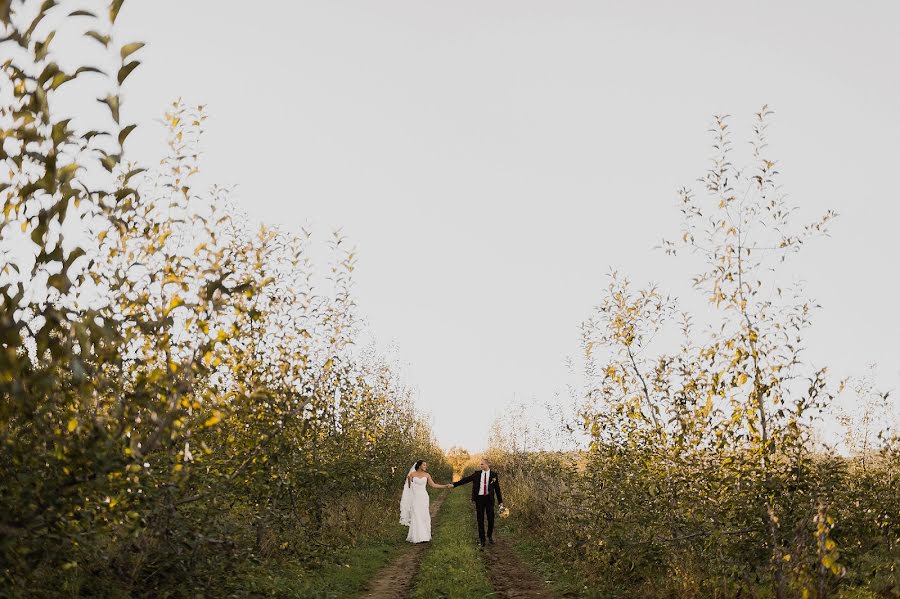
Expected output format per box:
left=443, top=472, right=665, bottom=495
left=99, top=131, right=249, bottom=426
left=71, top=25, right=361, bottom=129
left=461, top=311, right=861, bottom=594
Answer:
left=400, top=458, right=505, bottom=547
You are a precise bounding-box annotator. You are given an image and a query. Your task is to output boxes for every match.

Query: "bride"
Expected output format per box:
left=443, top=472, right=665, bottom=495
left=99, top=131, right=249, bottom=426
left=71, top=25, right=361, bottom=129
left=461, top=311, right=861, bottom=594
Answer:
left=399, top=460, right=451, bottom=543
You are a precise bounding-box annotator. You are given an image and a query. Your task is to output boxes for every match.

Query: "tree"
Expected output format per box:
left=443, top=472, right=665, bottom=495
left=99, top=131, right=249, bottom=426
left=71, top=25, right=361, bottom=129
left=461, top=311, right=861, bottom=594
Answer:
left=0, top=2, right=450, bottom=595
left=489, top=109, right=892, bottom=599
left=446, top=446, right=471, bottom=476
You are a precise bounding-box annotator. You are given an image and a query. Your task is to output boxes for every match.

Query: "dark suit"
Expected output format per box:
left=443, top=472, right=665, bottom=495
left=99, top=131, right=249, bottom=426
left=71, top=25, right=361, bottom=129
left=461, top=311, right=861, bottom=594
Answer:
left=452, top=470, right=503, bottom=545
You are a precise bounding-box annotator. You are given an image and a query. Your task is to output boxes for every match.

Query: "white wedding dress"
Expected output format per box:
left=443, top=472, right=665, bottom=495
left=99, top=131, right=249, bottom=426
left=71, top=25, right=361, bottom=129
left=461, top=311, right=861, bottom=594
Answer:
left=401, top=476, right=431, bottom=543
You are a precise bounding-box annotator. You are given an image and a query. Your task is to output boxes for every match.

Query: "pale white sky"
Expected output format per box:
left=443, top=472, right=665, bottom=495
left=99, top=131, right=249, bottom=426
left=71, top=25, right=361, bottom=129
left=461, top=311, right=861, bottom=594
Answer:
left=106, top=1, right=899, bottom=450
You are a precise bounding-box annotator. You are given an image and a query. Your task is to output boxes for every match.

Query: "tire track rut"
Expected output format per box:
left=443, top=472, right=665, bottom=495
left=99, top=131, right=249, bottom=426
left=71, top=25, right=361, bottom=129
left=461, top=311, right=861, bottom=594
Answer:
left=484, top=537, right=559, bottom=599
left=360, top=491, right=448, bottom=599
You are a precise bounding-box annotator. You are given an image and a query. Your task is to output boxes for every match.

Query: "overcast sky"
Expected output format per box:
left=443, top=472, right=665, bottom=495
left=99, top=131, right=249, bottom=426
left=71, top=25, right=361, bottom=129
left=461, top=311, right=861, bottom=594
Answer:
left=109, top=1, right=900, bottom=451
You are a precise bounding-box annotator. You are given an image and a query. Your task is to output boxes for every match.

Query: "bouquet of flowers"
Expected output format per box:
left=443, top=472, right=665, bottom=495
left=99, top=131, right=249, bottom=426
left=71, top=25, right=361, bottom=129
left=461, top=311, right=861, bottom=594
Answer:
left=499, top=504, right=510, bottom=519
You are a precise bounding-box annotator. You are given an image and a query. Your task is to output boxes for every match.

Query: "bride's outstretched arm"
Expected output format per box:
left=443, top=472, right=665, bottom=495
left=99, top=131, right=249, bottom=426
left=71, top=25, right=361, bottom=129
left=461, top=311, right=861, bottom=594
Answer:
left=426, top=474, right=452, bottom=489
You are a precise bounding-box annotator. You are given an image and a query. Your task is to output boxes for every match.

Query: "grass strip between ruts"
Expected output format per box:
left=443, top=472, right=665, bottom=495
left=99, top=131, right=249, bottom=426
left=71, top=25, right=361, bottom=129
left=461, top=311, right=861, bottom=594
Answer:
left=408, top=488, right=493, bottom=598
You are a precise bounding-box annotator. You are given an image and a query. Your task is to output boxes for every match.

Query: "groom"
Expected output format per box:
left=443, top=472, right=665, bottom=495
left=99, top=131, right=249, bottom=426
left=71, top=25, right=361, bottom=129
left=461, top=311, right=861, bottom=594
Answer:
left=450, top=458, right=504, bottom=548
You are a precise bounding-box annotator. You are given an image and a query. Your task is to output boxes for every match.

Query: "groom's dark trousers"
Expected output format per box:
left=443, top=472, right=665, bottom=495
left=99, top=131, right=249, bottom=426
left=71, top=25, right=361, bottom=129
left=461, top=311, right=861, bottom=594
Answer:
left=474, top=495, right=495, bottom=545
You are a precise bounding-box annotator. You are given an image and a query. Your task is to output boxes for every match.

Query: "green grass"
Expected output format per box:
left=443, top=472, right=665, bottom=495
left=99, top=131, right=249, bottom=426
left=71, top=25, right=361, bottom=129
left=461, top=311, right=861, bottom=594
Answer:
left=231, top=522, right=410, bottom=598
left=408, top=489, right=493, bottom=599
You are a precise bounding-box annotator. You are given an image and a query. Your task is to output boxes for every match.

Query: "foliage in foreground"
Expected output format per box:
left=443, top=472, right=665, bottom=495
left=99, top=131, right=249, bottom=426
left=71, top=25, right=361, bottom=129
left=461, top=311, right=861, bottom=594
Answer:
left=227, top=507, right=412, bottom=598
left=489, top=111, right=898, bottom=599
left=0, top=2, right=448, bottom=596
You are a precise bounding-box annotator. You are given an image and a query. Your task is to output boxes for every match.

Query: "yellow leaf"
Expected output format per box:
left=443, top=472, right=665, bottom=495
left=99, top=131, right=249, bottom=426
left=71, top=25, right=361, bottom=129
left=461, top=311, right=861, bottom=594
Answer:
left=204, top=413, right=221, bottom=428
left=698, top=393, right=714, bottom=418
left=164, top=295, right=184, bottom=316
left=67, top=418, right=78, bottom=432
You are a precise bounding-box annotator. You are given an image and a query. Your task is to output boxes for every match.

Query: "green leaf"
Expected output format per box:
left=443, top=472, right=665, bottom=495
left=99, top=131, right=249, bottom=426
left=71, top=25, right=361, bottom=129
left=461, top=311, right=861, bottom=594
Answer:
left=69, top=9, right=97, bottom=18
left=35, top=31, right=56, bottom=60
left=98, top=94, right=120, bottom=123
left=117, top=61, right=140, bottom=85
left=99, top=153, right=120, bottom=172
left=49, top=72, right=72, bottom=90
left=37, top=62, right=61, bottom=86
left=31, top=221, right=47, bottom=245
left=75, top=66, right=105, bottom=77
left=58, top=163, right=79, bottom=183
left=118, top=124, right=137, bottom=146
left=83, top=130, right=110, bottom=141
left=1, top=0, right=11, bottom=26
left=85, top=30, right=110, bottom=47
left=65, top=247, right=86, bottom=267
left=110, top=0, right=125, bottom=23
left=51, top=119, right=71, bottom=144
left=120, top=42, right=145, bottom=60
left=123, top=168, right=146, bottom=185
left=48, top=272, right=72, bottom=291
left=114, top=187, right=136, bottom=200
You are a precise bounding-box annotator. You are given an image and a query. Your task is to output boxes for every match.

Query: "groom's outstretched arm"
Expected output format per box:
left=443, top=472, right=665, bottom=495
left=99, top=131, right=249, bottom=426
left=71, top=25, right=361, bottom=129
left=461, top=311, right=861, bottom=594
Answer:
left=450, top=472, right=479, bottom=488
left=494, top=474, right=503, bottom=505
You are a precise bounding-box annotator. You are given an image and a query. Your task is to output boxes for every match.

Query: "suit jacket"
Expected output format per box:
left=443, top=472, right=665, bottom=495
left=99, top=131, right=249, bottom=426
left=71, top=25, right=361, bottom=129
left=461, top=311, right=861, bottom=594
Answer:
left=452, top=469, right=503, bottom=505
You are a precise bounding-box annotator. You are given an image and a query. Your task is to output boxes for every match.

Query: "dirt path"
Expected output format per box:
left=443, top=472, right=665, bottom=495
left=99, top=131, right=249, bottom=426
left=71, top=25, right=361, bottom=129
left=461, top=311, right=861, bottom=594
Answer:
left=360, top=491, right=448, bottom=599
left=484, top=537, right=559, bottom=599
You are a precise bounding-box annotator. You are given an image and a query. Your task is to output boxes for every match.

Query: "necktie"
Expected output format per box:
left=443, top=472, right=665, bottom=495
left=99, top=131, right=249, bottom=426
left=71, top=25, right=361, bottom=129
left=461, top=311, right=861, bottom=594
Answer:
left=482, top=472, right=487, bottom=495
